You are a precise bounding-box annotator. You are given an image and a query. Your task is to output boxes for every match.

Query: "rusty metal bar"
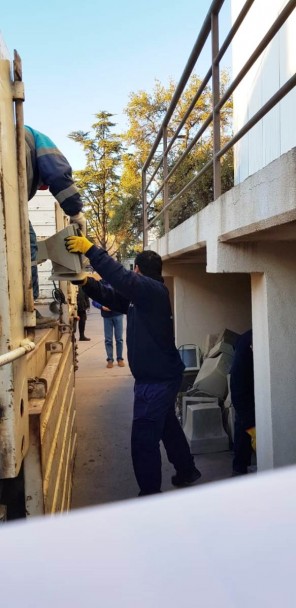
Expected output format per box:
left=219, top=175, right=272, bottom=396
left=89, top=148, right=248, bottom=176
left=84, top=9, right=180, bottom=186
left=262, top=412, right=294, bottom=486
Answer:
left=145, top=1, right=255, bottom=194
left=146, top=178, right=167, bottom=211
left=165, top=68, right=212, bottom=161
left=146, top=111, right=213, bottom=211
left=214, top=0, right=255, bottom=66
left=161, top=0, right=256, bottom=187
left=13, top=50, right=35, bottom=316
left=163, top=126, right=169, bottom=234
left=143, top=0, right=225, bottom=173
left=147, top=72, right=296, bottom=232
left=142, top=171, right=148, bottom=247
left=211, top=12, right=221, bottom=200
left=145, top=154, right=165, bottom=193
left=145, top=67, right=212, bottom=193
left=147, top=158, right=213, bottom=231
left=167, top=114, right=213, bottom=182
left=143, top=0, right=296, bottom=243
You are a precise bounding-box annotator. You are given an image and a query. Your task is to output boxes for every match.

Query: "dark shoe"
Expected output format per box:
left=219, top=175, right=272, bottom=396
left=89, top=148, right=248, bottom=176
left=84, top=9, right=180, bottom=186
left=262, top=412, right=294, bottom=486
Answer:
left=79, top=336, right=91, bottom=341
left=171, top=467, right=201, bottom=488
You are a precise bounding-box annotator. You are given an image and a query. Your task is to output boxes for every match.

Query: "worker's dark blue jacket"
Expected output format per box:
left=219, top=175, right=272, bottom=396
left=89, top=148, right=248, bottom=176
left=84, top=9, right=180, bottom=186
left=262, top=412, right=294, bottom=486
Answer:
left=230, top=329, right=255, bottom=428
left=83, top=246, right=185, bottom=383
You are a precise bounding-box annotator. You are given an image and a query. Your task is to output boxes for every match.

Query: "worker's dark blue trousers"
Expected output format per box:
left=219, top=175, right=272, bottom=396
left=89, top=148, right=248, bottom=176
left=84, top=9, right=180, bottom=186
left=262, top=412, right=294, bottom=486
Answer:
left=132, top=377, right=194, bottom=495
left=233, top=415, right=253, bottom=474
left=29, top=221, right=39, bottom=300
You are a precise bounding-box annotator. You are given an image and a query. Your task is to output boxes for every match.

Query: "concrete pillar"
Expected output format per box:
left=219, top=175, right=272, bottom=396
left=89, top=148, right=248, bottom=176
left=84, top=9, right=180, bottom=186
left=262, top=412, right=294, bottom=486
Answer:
left=252, top=243, right=296, bottom=470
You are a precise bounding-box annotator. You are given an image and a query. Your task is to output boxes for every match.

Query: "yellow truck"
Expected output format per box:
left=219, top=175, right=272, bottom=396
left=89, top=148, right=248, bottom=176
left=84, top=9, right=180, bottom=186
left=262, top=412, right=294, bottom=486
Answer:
left=0, top=42, right=78, bottom=520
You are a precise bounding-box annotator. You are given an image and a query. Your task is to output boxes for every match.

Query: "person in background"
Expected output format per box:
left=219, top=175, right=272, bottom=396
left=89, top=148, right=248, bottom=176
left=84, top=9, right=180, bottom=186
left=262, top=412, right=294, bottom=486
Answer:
left=25, top=125, right=86, bottom=327
left=92, top=288, right=125, bottom=368
left=230, top=329, right=255, bottom=475
left=77, top=286, right=91, bottom=341
left=64, top=233, right=201, bottom=496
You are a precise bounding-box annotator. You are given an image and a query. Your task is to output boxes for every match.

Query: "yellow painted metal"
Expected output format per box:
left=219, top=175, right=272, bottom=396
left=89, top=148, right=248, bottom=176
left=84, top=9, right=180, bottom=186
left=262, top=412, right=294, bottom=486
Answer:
left=0, top=54, right=30, bottom=477
left=0, top=43, right=77, bottom=515
left=25, top=328, right=77, bottom=515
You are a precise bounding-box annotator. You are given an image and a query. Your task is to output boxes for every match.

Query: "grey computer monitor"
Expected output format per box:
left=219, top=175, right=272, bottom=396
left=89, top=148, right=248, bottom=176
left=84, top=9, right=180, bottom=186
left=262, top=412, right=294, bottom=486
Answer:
left=178, top=344, right=201, bottom=372
left=37, top=224, right=85, bottom=280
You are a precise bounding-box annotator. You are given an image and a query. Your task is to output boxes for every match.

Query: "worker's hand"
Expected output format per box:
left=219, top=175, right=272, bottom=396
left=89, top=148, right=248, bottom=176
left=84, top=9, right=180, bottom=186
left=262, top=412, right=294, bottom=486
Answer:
left=246, top=427, right=256, bottom=452
left=70, top=212, right=87, bottom=234
left=65, top=234, right=93, bottom=255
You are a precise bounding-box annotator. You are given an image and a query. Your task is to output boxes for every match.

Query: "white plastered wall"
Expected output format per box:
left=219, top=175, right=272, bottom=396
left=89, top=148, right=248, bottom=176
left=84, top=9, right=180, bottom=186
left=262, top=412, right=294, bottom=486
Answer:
left=231, top=0, right=296, bottom=183
left=250, top=242, right=296, bottom=470
left=163, top=262, right=252, bottom=351
left=28, top=191, right=68, bottom=301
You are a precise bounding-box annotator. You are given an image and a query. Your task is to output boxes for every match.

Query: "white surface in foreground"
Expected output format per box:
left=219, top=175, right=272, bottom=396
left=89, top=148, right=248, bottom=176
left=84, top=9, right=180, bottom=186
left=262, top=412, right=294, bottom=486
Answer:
left=1, top=466, right=296, bottom=607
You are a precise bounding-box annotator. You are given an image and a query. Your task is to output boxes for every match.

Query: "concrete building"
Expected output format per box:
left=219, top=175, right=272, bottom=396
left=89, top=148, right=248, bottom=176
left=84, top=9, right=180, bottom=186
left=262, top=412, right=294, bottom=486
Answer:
left=144, top=0, right=296, bottom=472
left=29, top=191, right=64, bottom=302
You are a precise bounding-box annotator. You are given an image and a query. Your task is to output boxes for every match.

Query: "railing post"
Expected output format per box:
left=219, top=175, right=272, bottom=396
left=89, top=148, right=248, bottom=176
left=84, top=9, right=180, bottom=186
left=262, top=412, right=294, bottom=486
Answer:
left=211, top=11, right=221, bottom=199
left=142, top=169, right=148, bottom=248
left=163, top=126, right=169, bottom=234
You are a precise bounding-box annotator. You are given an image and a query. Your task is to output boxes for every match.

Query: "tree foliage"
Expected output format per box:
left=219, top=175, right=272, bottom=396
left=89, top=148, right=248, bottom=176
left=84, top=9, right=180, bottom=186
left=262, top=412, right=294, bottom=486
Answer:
left=122, top=71, right=233, bottom=236
left=69, top=72, right=234, bottom=252
left=68, top=112, right=123, bottom=252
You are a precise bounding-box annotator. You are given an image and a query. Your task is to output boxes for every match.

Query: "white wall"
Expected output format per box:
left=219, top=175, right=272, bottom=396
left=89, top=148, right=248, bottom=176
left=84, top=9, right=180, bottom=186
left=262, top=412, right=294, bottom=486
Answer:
left=122, top=257, right=135, bottom=271
left=28, top=191, right=60, bottom=301
left=163, top=263, right=252, bottom=351
left=231, top=0, right=296, bottom=184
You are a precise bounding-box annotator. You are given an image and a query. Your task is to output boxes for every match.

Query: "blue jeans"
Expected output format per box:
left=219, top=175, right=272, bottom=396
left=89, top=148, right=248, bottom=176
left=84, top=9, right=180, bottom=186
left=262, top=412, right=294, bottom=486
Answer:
left=132, top=377, right=195, bottom=495
left=103, top=315, right=123, bottom=361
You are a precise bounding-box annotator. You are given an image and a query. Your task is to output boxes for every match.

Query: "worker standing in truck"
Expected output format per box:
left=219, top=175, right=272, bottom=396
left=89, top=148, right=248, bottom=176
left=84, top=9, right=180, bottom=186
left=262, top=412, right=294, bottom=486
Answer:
left=65, top=234, right=202, bottom=496
left=25, top=125, right=86, bottom=326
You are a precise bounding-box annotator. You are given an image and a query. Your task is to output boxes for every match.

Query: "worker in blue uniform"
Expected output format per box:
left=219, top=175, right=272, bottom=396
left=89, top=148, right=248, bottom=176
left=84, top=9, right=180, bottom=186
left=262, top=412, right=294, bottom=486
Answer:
left=64, top=233, right=201, bottom=496
left=25, top=126, right=86, bottom=325
left=230, top=329, right=255, bottom=475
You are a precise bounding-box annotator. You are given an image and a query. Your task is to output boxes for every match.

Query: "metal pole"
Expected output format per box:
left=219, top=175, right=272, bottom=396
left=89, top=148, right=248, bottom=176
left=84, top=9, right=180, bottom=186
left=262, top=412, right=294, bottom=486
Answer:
left=13, top=50, right=35, bottom=319
left=142, top=170, right=148, bottom=248
left=211, top=12, right=221, bottom=199
left=163, top=126, right=169, bottom=234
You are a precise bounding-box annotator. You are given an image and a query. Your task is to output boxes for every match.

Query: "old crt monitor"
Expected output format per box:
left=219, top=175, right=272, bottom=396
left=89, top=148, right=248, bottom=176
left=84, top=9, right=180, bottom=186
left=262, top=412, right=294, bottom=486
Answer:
left=37, top=223, right=85, bottom=281
left=178, top=344, right=201, bottom=372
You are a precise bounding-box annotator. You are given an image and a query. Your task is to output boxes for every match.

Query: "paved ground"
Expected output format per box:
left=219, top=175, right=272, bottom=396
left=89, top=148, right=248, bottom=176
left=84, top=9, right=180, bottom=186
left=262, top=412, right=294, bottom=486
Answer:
left=71, top=308, right=235, bottom=511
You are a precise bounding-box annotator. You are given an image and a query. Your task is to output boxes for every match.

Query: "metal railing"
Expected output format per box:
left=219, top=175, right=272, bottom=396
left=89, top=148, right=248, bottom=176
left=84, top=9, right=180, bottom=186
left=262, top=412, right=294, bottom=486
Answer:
left=142, top=0, right=296, bottom=246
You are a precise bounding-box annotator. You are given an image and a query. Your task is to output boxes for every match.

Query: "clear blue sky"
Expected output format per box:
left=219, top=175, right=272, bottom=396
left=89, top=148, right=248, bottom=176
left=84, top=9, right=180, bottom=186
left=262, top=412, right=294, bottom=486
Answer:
left=1, top=0, right=230, bottom=170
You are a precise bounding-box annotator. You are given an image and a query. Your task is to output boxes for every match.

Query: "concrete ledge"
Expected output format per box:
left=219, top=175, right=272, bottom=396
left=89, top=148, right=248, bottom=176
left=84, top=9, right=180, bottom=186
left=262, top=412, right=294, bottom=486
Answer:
left=152, top=147, right=296, bottom=266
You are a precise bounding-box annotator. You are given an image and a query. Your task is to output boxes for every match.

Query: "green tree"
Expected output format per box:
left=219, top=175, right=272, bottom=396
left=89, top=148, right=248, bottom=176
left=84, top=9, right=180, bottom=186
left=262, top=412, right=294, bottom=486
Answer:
left=122, top=72, right=233, bottom=237
left=68, top=112, right=123, bottom=252
left=109, top=152, right=143, bottom=256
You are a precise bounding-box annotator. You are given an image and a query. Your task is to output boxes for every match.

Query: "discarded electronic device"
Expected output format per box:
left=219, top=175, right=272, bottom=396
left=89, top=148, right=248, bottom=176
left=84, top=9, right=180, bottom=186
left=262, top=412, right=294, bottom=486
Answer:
left=37, top=224, right=86, bottom=281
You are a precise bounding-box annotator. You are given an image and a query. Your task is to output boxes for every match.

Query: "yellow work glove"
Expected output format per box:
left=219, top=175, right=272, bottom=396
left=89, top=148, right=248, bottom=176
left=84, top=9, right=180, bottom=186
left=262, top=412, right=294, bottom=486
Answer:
left=65, top=234, right=93, bottom=255
left=246, top=427, right=256, bottom=452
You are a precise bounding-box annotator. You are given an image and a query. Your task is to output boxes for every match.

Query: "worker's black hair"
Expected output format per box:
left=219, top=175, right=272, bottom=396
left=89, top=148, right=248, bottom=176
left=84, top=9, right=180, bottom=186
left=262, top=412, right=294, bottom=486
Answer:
left=134, top=250, right=162, bottom=279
